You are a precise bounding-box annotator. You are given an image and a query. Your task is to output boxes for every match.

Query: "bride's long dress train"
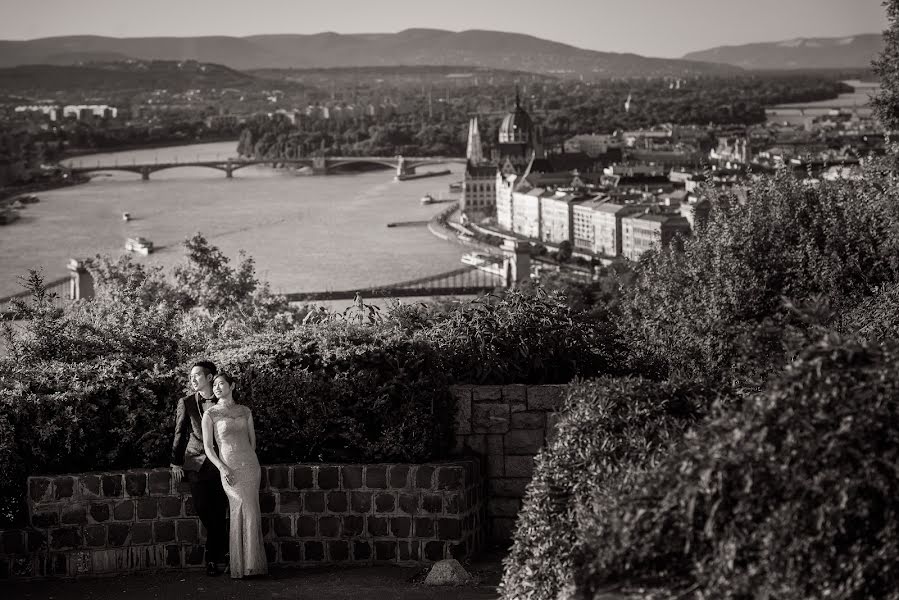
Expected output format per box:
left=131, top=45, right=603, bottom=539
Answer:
left=211, top=405, right=268, bottom=579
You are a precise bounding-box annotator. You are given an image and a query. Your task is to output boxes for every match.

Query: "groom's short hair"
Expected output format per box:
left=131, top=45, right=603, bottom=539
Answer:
left=192, top=360, right=218, bottom=377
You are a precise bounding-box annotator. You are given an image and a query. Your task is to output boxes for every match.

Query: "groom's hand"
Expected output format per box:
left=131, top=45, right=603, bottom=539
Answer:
left=171, top=464, right=184, bottom=483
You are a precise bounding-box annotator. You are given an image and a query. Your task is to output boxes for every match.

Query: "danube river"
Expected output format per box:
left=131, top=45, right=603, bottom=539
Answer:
left=0, top=141, right=468, bottom=299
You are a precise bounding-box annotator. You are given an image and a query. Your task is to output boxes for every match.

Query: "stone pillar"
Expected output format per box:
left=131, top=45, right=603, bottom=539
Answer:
left=501, top=240, right=531, bottom=288
left=312, top=156, right=328, bottom=175
left=67, top=259, right=94, bottom=301
left=140, top=167, right=150, bottom=181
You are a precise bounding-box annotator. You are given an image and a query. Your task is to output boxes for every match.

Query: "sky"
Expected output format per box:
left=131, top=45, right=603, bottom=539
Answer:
left=0, top=0, right=890, bottom=58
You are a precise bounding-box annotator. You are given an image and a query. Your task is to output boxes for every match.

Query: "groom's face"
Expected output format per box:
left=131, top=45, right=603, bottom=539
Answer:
left=189, top=366, right=212, bottom=393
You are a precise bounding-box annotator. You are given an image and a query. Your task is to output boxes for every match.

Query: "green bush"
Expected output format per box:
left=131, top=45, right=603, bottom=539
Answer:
left=574, top=337, right=899, bottom=600
left=499, top=378, right=708, bottom=600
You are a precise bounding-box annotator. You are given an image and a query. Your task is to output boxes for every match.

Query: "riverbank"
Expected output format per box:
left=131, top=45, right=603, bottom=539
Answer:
left=61, top=136, right=240, bottom=160
left=0, top=173, right=90, bottom=203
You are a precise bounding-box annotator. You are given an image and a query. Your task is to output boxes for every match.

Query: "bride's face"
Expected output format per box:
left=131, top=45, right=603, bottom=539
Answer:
left=212, top=376, right=233, bottom=399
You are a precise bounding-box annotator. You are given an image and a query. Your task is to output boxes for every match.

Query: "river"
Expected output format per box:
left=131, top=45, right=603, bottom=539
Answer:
left=0, top=141, right=468, bottom=299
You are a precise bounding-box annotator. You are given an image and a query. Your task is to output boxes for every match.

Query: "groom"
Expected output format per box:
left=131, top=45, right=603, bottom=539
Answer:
left=171, top=360, right=229, bottom=576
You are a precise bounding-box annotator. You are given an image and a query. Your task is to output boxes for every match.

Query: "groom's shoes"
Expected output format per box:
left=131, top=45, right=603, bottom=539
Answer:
left=206, top=561, right=222, bottom=577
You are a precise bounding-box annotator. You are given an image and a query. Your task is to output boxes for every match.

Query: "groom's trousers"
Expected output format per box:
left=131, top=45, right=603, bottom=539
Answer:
left=189, top=460, right=229, bottom=564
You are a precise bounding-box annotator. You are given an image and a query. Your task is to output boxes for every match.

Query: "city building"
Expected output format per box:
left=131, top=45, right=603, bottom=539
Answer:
left=461, top=117, right=497, bottom=221
left=621, top=213, right=691, bottom=261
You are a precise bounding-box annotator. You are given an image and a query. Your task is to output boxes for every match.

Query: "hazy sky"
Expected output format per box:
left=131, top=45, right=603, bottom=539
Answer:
left=1, top=0, right=889, bottom=58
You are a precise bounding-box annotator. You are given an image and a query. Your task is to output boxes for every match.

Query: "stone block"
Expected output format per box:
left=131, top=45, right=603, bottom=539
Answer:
left=342, top=515, right=364, bottom=537
left=304, top=491, right=325, bottom=513
left=61, top=504, right=87, bottom=525
left=510, top=402, right=527, bottom=413
left=259, top=492, right=276, bottom=514
left=27, top=529, right=46, bottom=553
left=398, top=540, right=420, bottom=562
left=80, top=474, right=101, bottom=498
left=341, top=465, right=363, bottom=489
left=304, top=541, right=324, bottom=561
left=375, top=540, right=396, bottom=561
left=505, top=455, right=535, bottom=479
left=280, top=491, right=302, bottom=513
left=328, top=540, right=349, bottom=561
left=102, top=475, right=123, bottom=498
left=487, top=434, right=504, bottom=455
left=158, top=496, right=181, bottom=518
left=414, top=517, right=435, bottom=537
left=388, top=465, right=410, bottom=489
left=148, top=470, right=171, bottom=495
left=421, top=493, right=442, bottom=514
left=423, top=540, right=445, bottom=562
left=488, top=478, right=530, bottom=498
left=29, top=477, right=52, bottom=503
left=1, top=531, right=24, bottom=554
left=50, top=527, right=82, bottom=550
left=137, top=498, right=158, bottom=520
left=281, top=541, right=301, bottom=562
left=297, top=515, right=316, bottom=537
left=53, top=476, right=75, bottom=501
left=487, top=497, right=521, bottom=517
left=154, top=520, right=175, bottom=543
left=367, top=515, right=388, bottom=537
left=176, top=519, right=198, bottom=543
left=89, top=503, right=110, bottom=523
left=414, top=466, right=435, bottom=489
left=398, top=493, right=418, bottom=514
left=437, top=517, right=462, bottom=540
left=486, top=455, right=504, bottom=478
left=390, top=516, right=411, bottom=538
left=491, top=517, right=517, bottom=542
left=472, top=403, right=510, bottom=434
left=462, top=434, right=487, bottom=455
left=113, top=499, right=134, bottom=521
left=374, top=492, right=395, bottom=513
left=527, top=385, right=565, bottom=411
left=350, top=491, right=371, bottom=513
left=165, top=544, right=181, bottom=567
left=186, top=545, right=204, bottom=566
left=436, top=466, right=464, bottom=490
left=472, top=385, right=502, bottom=402
left=327, top=491, right=348, bottom=512
left=319, top=516, right=340, bottom=537
left=31, top=510, right=58, bottom=529
left=106, top=523, right=130, bottom=547
left=131, top=522, right=153, bottom=545
left=274, top=515, right=293, bottom=537
left=292, top=466, right=314, bottom=490
left=268, top=465, right=290, bottom=490
left=452, top=387, right=472, bottom=435
left=511, top=411, right=545, bottom=430
left=503, top=384, right=527, bottom=403
left=318, top=466, right=340, bottom=490
left=353, top=540, right=371, bottom=561
left=265, top=542, right=276, bottom=564
left=445, top=493, right=463, bottom=515
left=124, top=472, right=147, bottom=497
left=504, top=429, right=545, bottom=455
left=365, top=466, right=387, bottom=489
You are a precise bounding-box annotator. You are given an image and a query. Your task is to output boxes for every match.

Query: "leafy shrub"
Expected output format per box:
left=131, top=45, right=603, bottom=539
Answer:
left=499, top=378, right=709, bottom=600
left=621, top=166, right=899, bottom=388
left=574, top=337, right=899, bottom=600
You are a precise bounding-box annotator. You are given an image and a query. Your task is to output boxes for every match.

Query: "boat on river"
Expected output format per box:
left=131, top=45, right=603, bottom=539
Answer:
left=448, top=181, right=463, bottom=193
left=420, top=194, right=437, bottom=205
left=125, top=237, right=153, bottom=255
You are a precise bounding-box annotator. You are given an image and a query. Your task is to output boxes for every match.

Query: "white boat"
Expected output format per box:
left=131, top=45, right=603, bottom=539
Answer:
left=420, top=194, right=437, bottom=205
left=122, top=212, right=131, bottom=221
left=125, top=237, right=153, bottom=255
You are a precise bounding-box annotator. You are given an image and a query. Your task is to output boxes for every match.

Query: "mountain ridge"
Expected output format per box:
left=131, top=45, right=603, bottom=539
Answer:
left=0, top=30, right=741, bottom=79
left=683, top=33, right=883, bottom=70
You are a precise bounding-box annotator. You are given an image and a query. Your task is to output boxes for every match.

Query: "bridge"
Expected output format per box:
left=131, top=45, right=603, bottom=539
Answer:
left=65, top=155, right=467, bottom=180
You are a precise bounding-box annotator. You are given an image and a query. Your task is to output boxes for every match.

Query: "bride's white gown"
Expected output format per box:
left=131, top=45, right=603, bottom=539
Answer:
left=209, top=404, right=267, bottom=578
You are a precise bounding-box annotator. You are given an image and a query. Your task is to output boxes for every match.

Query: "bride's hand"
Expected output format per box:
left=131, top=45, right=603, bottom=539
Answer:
left=222, top=467, right=235, bottom=486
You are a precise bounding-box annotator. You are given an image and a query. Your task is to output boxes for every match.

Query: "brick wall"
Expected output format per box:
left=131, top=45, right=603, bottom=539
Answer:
left=448, top=384, right=566, bottom=543
left=0, top=459, right=483, bottom=580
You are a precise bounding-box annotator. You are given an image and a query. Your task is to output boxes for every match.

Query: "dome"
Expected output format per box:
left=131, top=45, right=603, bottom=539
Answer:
left=498, top=94, right=532, bottom=144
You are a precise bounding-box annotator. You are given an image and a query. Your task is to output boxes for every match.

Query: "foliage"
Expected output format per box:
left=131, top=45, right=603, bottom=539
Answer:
left=574, top=337, right=899, bottom=600
left=620, top=165, right=899, bottom=387
left=499, top=378, right=709, bottom=600
left=873, top=0, right=899, bottom=130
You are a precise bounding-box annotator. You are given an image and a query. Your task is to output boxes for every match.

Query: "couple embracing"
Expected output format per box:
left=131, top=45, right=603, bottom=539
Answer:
left=169, top=361, right=267, bottom=579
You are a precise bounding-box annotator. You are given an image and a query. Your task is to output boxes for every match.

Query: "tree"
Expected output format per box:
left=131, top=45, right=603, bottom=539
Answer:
left=873, top=0, right=899, bottom=131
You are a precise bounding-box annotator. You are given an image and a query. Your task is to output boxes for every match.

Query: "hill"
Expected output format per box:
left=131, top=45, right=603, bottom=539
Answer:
left=248, top=65, right=558, bottom=87
left=0, top=30, right=742, bottom=79
left=683, top=33, right=884, bottom=70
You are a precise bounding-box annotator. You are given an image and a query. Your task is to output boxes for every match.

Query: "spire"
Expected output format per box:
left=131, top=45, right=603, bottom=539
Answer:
left=515, top=87, right=521, bottom=109
left=466, top=117, right=484, bottom=163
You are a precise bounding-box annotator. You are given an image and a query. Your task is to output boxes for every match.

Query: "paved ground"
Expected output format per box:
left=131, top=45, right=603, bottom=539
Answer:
left=0, top=560, right=503, bottom=600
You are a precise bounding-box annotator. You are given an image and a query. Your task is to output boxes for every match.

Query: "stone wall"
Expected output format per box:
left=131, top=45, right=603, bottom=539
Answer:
left=448, top=384, right=565, bottom=542
left=0, top=459, right=483, bottom=580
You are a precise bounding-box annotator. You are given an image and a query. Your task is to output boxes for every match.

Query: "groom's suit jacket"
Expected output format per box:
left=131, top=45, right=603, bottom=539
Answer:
left=171, top=392, right=220, bottom=481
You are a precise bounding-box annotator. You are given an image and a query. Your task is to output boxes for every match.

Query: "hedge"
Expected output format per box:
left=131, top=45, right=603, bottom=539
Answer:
left=574, top=337, right=899, bottom=600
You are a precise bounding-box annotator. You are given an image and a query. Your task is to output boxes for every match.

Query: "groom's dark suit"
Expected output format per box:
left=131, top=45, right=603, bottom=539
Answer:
left=171, top=392, right=228, bottom=564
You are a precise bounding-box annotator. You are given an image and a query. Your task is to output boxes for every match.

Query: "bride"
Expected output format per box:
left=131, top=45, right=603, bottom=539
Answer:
left=201, top=372, right=268, bottom=579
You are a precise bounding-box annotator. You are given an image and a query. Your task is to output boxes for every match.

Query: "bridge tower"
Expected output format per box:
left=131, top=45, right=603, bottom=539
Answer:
left=395, top=155, right=414, bottom=179
left=312, top=156, right=329, bottom=175
left=140, top=166, right=151, bottom=181
left=67, top=259, right=95, bottom=300
left=501, top=239, right=531, bottom=288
